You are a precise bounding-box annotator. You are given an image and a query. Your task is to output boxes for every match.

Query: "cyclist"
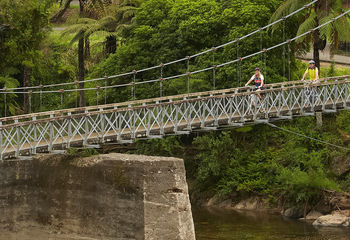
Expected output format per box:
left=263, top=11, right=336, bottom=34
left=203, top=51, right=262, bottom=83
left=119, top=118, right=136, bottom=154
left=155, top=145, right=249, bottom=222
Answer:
left=245, top=67, right=265, bottom=99
left=301, top=60, right=319, bottom=101
left=301, top=60, right=319, bottom=83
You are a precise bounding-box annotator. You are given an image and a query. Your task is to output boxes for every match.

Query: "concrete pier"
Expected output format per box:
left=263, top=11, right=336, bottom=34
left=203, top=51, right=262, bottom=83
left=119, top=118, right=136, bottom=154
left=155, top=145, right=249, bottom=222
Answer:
left=0, top=153, right=195, bottom=240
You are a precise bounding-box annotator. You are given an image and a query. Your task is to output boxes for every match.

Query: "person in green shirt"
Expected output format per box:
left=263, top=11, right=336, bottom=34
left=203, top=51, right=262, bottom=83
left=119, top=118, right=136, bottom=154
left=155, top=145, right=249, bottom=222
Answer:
left=301, top=60, right=319, bottom=83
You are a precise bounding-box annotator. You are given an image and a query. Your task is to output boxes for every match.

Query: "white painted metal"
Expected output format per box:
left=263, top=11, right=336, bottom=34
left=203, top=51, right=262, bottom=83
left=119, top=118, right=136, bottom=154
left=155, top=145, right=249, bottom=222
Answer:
left=0, top=78, right=349, bottom=160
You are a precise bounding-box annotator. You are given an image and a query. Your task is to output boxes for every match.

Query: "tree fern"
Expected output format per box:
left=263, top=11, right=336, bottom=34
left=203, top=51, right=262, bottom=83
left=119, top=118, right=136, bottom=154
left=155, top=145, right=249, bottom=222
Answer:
left=296, top=10, right=317, bottom=43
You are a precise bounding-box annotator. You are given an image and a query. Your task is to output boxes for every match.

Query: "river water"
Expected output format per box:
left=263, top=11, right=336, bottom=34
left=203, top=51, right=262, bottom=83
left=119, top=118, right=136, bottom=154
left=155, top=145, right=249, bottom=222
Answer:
left=193, top=207, right=350, bottom=240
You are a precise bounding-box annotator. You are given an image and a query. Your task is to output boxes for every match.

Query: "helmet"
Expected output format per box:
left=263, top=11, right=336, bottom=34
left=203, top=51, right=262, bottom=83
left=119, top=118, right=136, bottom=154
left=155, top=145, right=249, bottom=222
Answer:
left=255, top=67, right=260, bottom=71
left=309, top=60, right=315, bottom=64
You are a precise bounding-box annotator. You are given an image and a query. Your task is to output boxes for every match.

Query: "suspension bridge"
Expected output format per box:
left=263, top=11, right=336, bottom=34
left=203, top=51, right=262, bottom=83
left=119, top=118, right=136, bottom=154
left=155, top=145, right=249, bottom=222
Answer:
left=0, top=1, right=349, bottom=160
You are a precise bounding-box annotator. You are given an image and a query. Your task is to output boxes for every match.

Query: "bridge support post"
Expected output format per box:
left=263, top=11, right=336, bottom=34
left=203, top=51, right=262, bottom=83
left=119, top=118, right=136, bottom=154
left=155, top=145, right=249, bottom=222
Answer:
left=316, top=112, right=323, bottom=128
left=200, top=98, right=205, bottom=128
left=130, top=109, right=135, bottom=139
left=186, top=101, right=191, bottom=130
left=160, top=106, right=165, bottom=136
left=49, top=114, right=54, bottom=152
left=345, top=81, right=349, bottom=109
left=15, top=120, right=20, bottom=158
left=334, top=80, right=338, bottom=111
left=146, top=108, right=151, bottom=137
left=174, top=105, right=180, bottom=133
left=32, top=117, right=37, bottom=155
left=214, top=98, right=219, bottom=127
left=83, top=111, right=89, bottom=146
left=100, top=110, right=106, bottom=143
left=117, top=112, right=122, bottom=141
left=67, top=113, right=72, bottom=149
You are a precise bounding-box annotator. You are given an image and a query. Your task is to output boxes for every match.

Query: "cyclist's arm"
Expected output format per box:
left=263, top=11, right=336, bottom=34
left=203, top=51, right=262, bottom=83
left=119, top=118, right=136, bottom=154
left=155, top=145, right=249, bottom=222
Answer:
left=316, top=68, right=319, bottom=80
left=301, top=69, right=308, bottom=81
left=260, top=75, right=264, bottom=89
left=245, top=76, right=254, bottom=86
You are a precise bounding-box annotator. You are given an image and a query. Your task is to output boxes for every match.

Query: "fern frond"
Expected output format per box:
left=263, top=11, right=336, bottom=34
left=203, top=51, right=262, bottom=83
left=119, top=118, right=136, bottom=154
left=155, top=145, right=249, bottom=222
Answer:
left=296, top=10, right=317, bottom=43
left=61, top=24, right=87, bottom=37
left=69, top=30, right=85, bottom=45
left=270, top=0, right=307, bottom=32
left=319, top=13, right=335, bottom=41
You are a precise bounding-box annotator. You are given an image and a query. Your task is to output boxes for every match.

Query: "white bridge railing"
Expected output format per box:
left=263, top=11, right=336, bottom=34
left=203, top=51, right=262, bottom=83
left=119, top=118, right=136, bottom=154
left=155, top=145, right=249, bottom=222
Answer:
left=0, top=76, right=349, bottom=160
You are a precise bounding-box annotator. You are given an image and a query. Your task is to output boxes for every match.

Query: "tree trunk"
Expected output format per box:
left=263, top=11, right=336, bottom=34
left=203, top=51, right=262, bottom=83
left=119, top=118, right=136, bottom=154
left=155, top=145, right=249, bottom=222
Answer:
left=50, top=0, right=73, bottom=23
left=78, top=38, right=86, bottom=107
left=313, top=41, right=320, bottom=72
left=84, top=37, right=90, bottom=59
left=79, top=0, right=84, bottom=13
left=105, top=36, right=117, bottom=55
left=23, top=66, right=31, bottom=114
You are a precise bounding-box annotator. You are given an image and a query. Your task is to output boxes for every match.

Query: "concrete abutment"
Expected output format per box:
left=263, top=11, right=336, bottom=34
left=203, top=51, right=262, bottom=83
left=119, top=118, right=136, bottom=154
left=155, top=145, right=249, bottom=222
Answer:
left=0, top=153, right=195, bottom=240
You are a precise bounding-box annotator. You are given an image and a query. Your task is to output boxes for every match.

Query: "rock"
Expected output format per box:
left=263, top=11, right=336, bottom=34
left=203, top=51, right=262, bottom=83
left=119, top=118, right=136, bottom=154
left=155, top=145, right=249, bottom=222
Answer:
left=217, top=199, right=232, bottom=209
left=206, top=195, right=232, bottom=208
left=331, top=155, right=350, bottom=176
left=283, top=207, right=303, bottom=218
left=325, top=190, right=350, bottom=210
left=305, top=210, right=323, bottom=220
left=313, top=213, right=350, bottom=227
left=206, top=195, right=221, bottom=206
left=234, top=197, right=259, bottom=210
left=332, top=210, right=350, bottom=217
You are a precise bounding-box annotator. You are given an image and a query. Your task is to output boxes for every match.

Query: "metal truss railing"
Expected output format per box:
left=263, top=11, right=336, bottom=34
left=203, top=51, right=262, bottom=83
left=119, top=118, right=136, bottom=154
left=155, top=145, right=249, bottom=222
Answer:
left=0, top=76, right=349, bottom=160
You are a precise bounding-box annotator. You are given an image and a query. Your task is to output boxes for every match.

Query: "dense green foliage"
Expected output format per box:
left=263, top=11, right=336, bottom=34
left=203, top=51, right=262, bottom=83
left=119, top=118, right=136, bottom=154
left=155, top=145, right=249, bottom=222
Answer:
left=1, top=0, right=349, bottom=113
left=133, top=111, right=350, bottom=207
left=88, top=0, right=300, bottom=103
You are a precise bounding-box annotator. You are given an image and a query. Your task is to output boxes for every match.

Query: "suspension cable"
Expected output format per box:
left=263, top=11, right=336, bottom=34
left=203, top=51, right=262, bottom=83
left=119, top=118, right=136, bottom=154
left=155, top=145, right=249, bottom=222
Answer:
left=0, top=0, right=320, bottom=92
left=266, top=122, right=350, bottom=151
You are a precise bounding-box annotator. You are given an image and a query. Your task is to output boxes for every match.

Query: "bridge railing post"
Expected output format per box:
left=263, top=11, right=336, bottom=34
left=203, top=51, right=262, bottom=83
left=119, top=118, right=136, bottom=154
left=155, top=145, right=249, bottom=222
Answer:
left=199, top=96, right=205, bottom=128
left=15, top=120, right=20, bottom=158
left=48, top=114, right=54, bottom=152
left=334, top=79, right=338, bottom=111
left=160, top=104, right=165, bottom=135
left=146, top=104, right=151, bottom=137
left=100, top=108, right=105, bottom=143
left=117, top=111, right=122, bottom=141
left=67, top=113, right=72, bottom=149
left=174, top=104, right=179, bottom=133
left=345, top=79, right=349, bottom=109
left=32, top=116, right=37, bottom=155
left=300, top=83, right=305, bottom=115
left=322, top=83, right=326, bottom=112
left=129, top=105, right=136, bottom=139
left=83, top=111, right=89, bottom=146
